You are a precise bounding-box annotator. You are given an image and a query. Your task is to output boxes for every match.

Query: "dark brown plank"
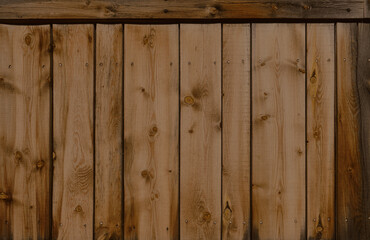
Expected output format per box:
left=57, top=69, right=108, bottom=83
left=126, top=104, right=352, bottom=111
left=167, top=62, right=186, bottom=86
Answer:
left=337, top=22, right=370, bottom=239
left=0, top=24, right=51, bottom=240
left=0, top=0, right=364, bottom=19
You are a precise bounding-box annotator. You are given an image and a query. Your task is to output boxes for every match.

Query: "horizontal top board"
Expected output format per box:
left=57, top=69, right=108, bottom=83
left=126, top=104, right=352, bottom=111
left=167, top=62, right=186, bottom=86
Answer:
left=0, top=0, right=367, bottom=20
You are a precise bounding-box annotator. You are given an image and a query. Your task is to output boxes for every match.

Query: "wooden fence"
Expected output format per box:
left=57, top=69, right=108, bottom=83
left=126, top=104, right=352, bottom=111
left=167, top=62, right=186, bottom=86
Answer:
left=0, top=23, right=369, bottom=240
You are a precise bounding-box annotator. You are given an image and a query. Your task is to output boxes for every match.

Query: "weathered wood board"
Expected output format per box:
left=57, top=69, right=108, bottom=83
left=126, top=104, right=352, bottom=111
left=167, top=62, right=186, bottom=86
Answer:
left=95, top=24, right=123, bottom=240
left=337, top=22, right=370, bottom=240
left=180, top=24, right=221, bottom=240
left=124, top=24, right=179, bottom=240
left=306, top=23, right=335, bottom=240
left=52, top=24, right=94, bottom=240
left=251, top=23, right=306, bottom=240
left=0, top=24, right=51, bottom=240
left=0, top=0, right=365, bottom=19
left=222, top=23, right=251, bottom=240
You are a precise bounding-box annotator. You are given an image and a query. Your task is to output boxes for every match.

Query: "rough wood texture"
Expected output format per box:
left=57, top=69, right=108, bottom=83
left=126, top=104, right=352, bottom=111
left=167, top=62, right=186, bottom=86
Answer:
left=252, top=23, right=306, bottom=240
left=52, top=24, right=94, bottom=240
left=306, top=23, right=335, bottom=240
left=0, top=0, right=365, bottom=19
left=0, top=24, right=50, bottom=240
left=222, top=23, right=250, bottom=240
left=124, top=24, right=179, bottom=240
left=180, top=24, right=221, bottom=240
left=337, top=22, right=370, bottom=239
left=95, top=24, right=123, bottom=240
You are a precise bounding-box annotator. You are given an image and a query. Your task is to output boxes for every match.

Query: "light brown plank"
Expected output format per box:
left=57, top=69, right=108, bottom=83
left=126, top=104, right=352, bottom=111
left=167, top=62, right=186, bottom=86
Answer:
left=337, top=22, right=370, bottom=239
left=52, top=24, right=94, bottom=240
left=0, top=24, right=50, bottom=240
left=95, top=24, right=123, bottom=240
left=222, top=23, right=251, bottom=240
left=306, top=23, right=335, bottom=240
left=180, top=24, right=221, bottom=240
left=0, top=0, right=364, bottom=19
left=124, top=24, right=179, bottom=240
left=251, top=23, right=306, bottom=240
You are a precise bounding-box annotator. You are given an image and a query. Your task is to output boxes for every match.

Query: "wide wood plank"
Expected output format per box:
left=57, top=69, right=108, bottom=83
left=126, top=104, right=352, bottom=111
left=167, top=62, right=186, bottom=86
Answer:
left=306, top=23, right=335, bottom=240
left=124, top=24, right=179, bottom=240
left=180, top=24, right=221, bottom=240
left=251, top=23, right=306, bottom=240
left=337, top=22, right=370, bottom=239
left=95, top=24, right=123, bottom=240
left=0, top=0, right=364, bottom=19
left=0, top=24, right=50, bottom=240
left=222, top=23, right=250, bottom=240
left=52, top=24, right=94, bottom=240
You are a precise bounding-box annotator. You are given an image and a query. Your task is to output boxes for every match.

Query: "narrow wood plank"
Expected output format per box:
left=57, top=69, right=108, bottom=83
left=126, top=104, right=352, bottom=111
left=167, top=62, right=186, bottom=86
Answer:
left=180, top=24, right=221, bottom=240
left=251, top=23, right=306, bottom=240
left=124, top=24, right=179, bottom=240
left=337, top=22, right=370, bottom=239
left=95, top=24, right=123, bottom=240
left=0, top=0, right=364, bottom=19
left=0, top=24, right=50, bottom=240
left=306, top=23, right=335, bottom=240
left=52, top=24, right=94, bottom=240
left=222, top=24, right=251, bottom=240
left=357, top=23, right=370, bottom=239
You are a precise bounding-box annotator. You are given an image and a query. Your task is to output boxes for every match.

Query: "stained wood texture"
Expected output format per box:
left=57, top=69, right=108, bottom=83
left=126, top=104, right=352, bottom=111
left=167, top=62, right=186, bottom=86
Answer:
left=123, top=24, right=179, bottom=240
left=0, top=25, right=50, bottom=240
left=252, top=23, right=305, bottom=240
left=52, top=24, right=94, bottom=239
left=222, top=24, right=250, bottom=240
left=0, top=0, right=365, bottom=19
left=337, top=22, right=370, bottom=239
left=180, top=24, right=221, bottom=240
left=95, top=24, right=123, bottom=240
left=306, top=24, right=335, bottom=240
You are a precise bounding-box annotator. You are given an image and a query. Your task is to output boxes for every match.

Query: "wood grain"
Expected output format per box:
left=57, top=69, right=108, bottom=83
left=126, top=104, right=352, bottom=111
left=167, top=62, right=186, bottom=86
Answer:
left=180, top=24, right=221, bottom=240
left=95, top=24, right=123, bottom=240
left=0, top=0, right=364, bottom=20
left=251, top=23, right=306, bottom=240
left=124, top=24, right=179, bottom=240
left=337, top=22, right=370, bottom=239
left=52, top=24, right=94, bottom=240
left=0, top=24, right=50, bottom=240
left=306, top=23, right=335, bottom=240
left=222, top=23, right=250, bottom=240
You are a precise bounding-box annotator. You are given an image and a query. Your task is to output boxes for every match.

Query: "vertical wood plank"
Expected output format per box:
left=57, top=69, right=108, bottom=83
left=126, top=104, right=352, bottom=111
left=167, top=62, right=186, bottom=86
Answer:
left=337, top=22, right=370, bottom=239
left=180, top=24, right=221, bottom=240
left=124, top=24, right=179, bottom=240
left=222, top=24, right=251, bottom=240
left=52, top=24, right=94, bottom=240
left=251, top=23, right=306, bottom=240
left=306, top=23, right=335, bottom=240
left=0, top=24, right=51, bottom=240
left=95, top=24, right=123, bottom=240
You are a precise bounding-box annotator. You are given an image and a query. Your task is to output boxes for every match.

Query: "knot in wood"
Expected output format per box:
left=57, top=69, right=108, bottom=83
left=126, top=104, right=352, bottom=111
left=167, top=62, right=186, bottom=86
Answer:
left=15, top=151, right=22, bottom=161
left=74, top=205, right=83, bottom=212
left=310, top=76, right=317, bottom=83
left=316, top=226, right=323, bottom=232
left=149, top=126, right=158, bottom=137
left=261, top=114, right=270, bottom=121
left=36, top=160, right=45, bottom=169
left=0, top=192, right=10, bottom=201
left=25, top=34, right=32, bottom=46
left=271, top=4, right=278, bottom=11
left=202, top=212, right=212, bottom=222
left=209, top=7, right=218, bottom=16
left=184, top=96, right=195, bottom=105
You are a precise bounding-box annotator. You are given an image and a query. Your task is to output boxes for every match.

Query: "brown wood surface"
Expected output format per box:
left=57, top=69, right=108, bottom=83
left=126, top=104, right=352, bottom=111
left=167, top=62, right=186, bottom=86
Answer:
left=222, top=23, right=251, bottom=240
left=337, top=22, right=370, bottom=239
left=0, top=24, right=50, bottom=240
left=95, top=24, right=123, bottom=240
left=180, top=24, right=221, bottom=240
left=124, top=24, right=179, bottom=240
left=0, top=0, right=365, bottom=20
left=52, top=24, right=94, bottom=240
left=252, top=23, right=306, bottom=240
left=306, top=23, right=335, bottom=240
